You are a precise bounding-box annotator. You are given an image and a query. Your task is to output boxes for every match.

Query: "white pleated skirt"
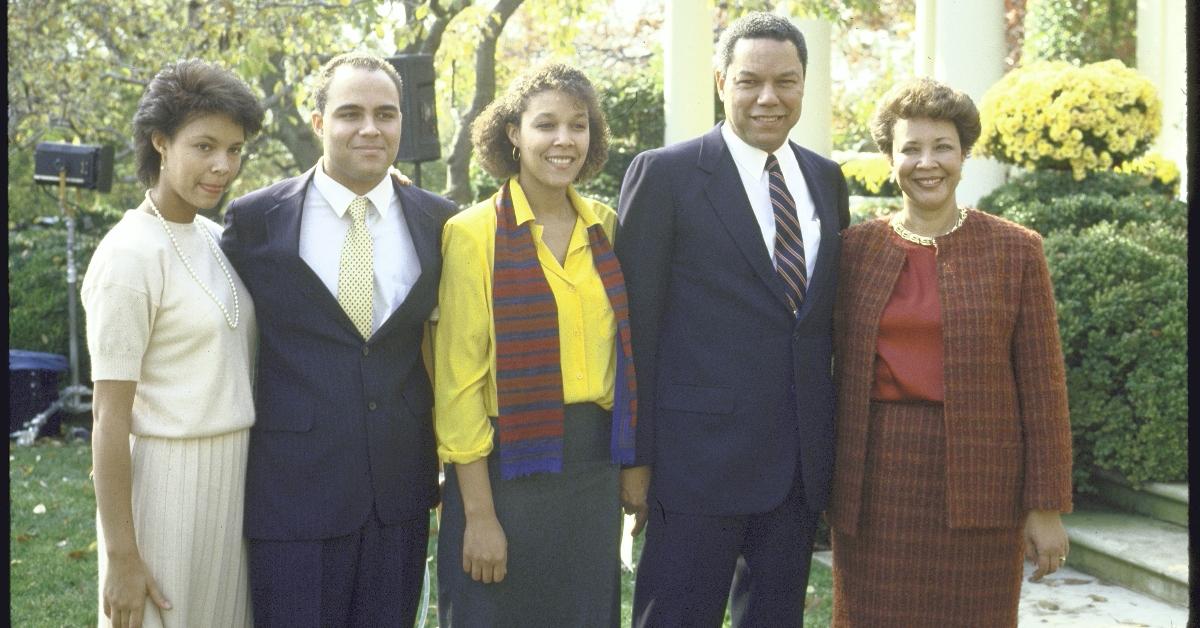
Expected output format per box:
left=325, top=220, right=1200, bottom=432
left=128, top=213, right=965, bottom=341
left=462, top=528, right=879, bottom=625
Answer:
left=97, top=428, right=252, bottom=628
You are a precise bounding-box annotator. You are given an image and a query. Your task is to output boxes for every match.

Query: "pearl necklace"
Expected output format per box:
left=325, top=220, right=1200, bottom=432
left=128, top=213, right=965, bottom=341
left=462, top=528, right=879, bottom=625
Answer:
left=890, top=207, right=968, bottom=249
left=146, top=191, right=240, bottom=329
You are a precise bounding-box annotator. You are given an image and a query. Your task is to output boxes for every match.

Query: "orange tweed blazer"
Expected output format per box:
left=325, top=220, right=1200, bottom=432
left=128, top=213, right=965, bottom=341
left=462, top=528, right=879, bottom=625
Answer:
left=829, top=210, right=1073, bottom=532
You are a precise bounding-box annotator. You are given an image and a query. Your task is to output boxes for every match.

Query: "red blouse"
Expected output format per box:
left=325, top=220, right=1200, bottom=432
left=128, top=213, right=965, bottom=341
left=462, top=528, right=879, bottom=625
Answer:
left=871, top=234, right=944, bottom=401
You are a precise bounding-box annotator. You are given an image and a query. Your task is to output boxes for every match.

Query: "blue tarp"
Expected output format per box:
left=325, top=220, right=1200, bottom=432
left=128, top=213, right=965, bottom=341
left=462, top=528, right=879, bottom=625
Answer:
left=9, top=350, right=68, bottom=372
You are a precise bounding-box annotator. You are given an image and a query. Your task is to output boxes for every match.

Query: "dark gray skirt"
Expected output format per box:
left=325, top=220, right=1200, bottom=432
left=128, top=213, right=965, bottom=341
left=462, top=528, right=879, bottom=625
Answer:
left=437, top=403, right=621, bottom=628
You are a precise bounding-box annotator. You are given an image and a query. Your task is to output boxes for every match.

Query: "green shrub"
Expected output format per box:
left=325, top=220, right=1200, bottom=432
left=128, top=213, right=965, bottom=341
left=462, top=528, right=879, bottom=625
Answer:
left=1022, top=0, right=1136, bottom=66
left=578, top=67, right=665, bottom=207
left=9, top=210, right=121, bottom=385
left=848, top=196, right=901, bottom=225
left=978, top=170, right=1187, bottom=234
left=1043, top=221, right=1187, bottom=487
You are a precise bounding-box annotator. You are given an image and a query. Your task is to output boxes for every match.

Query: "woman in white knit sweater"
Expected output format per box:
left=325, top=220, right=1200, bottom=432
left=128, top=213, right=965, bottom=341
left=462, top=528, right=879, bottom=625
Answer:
left=82, top=59, right=264, bottom=628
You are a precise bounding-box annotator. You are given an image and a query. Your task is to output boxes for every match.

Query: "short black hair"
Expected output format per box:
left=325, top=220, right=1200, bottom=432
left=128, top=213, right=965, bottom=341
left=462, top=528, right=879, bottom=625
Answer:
left=132, top=59, right=264, bottom=187
left=312, top=52, right=404, bottom=114
left=714, top=11, right=808, bottom=74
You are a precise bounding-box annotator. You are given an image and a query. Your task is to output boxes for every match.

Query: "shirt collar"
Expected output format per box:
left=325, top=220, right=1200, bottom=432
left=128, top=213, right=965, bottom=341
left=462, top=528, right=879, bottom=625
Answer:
left=720, top=121, right=799, bottom=176
left=507, top=177, right=602, bottom=228
left=313, top=161, right=395, bottom=218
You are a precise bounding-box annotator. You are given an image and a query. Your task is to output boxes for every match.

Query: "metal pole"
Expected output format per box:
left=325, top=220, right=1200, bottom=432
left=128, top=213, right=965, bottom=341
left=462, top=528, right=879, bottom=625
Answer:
left=63, top=182, right=81, bottom=390
left=57, top=172, right=91, bottom=415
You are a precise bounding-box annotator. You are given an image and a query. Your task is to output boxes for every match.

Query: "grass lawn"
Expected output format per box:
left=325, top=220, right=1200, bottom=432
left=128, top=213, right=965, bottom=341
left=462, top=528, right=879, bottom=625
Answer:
left=10, top=436, right=832, bottom=627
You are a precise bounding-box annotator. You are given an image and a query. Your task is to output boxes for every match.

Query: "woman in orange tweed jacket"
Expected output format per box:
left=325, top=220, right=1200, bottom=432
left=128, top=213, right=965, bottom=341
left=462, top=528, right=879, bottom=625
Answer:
left=828, top=78, right=1073, bottom=627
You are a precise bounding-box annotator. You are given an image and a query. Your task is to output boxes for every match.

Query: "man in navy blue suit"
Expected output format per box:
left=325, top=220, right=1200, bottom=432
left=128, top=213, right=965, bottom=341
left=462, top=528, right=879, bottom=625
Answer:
left=221, top=52, right=456, bottom=627
left=616, top=12, right=849, bottom=627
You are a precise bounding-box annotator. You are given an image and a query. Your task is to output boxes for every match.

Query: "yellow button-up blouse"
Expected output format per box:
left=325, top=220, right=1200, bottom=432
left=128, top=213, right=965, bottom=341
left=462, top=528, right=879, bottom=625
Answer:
left=433, top=178, right=618, bottom=464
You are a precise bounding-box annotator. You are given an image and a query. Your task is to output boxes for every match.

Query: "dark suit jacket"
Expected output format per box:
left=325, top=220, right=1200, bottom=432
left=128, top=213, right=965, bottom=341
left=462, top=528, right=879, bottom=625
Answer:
left=221, top=168, right=457, bottom=540
left=615, top=124, right=848, bottom=516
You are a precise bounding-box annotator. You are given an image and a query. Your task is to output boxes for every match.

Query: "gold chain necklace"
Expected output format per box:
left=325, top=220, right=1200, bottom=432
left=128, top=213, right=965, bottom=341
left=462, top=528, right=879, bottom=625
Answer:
left=890, top=207, right=968, bottom=248
left=147, top=191, right=240, bottom=329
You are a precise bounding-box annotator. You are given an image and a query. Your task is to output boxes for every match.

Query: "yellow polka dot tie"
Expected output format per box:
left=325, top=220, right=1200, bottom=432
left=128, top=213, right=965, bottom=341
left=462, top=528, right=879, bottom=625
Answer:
left=338, top=196, right=374, bottom=339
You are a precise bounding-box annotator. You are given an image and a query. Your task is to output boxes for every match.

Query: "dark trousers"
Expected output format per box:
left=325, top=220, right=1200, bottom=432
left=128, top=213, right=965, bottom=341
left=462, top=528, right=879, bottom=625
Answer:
left=247, top=508, right=430, bottom=627
left=633, top=467, right=819, bottom=628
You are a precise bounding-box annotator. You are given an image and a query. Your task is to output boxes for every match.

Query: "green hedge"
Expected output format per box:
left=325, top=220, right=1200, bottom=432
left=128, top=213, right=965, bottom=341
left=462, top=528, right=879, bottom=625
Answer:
left=979, top=171, right=1188, bottom=488
left=9, top=210, right=122, bottom=386
left=979, top=170, right=1185, bottom=234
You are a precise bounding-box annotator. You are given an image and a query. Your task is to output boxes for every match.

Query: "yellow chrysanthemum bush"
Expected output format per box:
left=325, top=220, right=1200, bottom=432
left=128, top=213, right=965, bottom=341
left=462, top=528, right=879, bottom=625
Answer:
left=838, top=152, right=897, bottom=197
left=1115, top=151, right=1181, bottom=196
left=977, top=59, right=1161, bottom=180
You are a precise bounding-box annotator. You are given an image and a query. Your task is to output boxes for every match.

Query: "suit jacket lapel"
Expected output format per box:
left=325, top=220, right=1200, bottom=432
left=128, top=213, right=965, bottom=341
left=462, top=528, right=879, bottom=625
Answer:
left=699, top=126, right=794, bottom=312
left=265, top=167, right=363, bottom=339
left=792, top=144, right=839, bottom=319
left=374, top=180, right=442, bottom=338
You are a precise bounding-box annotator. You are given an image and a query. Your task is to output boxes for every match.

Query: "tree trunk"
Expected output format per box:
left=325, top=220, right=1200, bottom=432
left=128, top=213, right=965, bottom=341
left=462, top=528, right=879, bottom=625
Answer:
left=443, top=0, right=524, bottom=204
left=259, top=52, right=323, bottom=172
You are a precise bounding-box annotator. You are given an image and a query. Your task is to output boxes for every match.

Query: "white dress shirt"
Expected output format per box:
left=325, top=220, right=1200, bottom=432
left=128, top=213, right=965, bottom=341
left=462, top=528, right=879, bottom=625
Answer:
left=721, top=123, right=821, bottom=282
left=299, top=163, right=422, bottom=335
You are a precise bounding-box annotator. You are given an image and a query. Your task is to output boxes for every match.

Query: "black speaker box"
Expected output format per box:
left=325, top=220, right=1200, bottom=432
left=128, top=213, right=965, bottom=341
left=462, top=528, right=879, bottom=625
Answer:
left=34, top=142, right=114, bottom=192
left=388, top=54, right=441, bottom=163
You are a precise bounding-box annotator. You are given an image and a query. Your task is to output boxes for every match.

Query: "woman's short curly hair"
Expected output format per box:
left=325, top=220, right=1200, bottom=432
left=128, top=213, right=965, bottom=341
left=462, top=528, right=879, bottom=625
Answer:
left=471, top=63, right=609, bottom=182
left=870, top=77, right=981, bottom=159
left=132, top=59, right=265, bottom=187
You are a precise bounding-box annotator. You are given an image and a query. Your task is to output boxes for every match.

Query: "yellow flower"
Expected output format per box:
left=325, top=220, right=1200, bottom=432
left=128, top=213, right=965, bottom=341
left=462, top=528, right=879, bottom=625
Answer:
left=978, top=59, right=1161, bottom=176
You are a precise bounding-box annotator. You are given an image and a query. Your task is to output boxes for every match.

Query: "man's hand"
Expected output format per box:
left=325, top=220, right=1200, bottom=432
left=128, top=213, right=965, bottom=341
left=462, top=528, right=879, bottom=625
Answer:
left=620, top=465, right=652, bottom=537
left=1024, top=509, right=1069, bottom=582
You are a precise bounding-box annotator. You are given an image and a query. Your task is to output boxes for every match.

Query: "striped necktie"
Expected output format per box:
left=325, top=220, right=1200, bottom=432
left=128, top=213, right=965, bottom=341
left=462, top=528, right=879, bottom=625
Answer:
left=338, top=196, right=374, bottom=339
left=766, top=153, right=806, bottom=313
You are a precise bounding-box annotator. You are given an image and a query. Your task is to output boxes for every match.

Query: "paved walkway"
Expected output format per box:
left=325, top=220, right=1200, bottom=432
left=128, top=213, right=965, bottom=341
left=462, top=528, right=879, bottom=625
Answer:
left=811, top=551, right=1189, bottom=627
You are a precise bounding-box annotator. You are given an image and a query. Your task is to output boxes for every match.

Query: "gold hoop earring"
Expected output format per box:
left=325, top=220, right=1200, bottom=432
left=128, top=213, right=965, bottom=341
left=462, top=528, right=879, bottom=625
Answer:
left=512, top=146, right=520, bottom=162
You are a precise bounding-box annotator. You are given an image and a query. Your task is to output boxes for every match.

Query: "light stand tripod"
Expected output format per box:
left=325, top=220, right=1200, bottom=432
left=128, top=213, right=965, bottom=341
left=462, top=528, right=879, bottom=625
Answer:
left=11, top=170, right=94, bottom=445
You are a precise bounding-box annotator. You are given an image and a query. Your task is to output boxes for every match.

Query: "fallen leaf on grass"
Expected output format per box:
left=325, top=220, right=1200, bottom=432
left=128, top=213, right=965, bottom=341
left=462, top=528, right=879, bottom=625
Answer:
left=68, top=550, right=88, bottom=560
left=15, top=534, right=32, bottom=542
left=10, top=559, right=22, bottom=565
left=88, top=541, right=98, bottom=551
left=56, top=539, right=68, bottom=548
left=32, top=503, right=46, bottom=514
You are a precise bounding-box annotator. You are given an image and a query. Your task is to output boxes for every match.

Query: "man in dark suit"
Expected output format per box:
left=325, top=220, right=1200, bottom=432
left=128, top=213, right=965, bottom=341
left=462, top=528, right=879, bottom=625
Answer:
left=616, top=12, right=849, bottom=627
left=221, top=52, right=456, bottom=627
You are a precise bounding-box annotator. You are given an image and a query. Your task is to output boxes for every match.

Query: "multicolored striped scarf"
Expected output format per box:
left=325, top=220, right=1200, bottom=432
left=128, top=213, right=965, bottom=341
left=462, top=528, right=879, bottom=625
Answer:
left=492, top=180, right=637, bottom=480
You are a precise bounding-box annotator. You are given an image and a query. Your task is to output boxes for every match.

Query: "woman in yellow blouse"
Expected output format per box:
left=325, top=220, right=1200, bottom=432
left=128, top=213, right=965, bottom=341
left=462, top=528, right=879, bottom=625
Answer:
left=434, top=63, right=636, bottom=627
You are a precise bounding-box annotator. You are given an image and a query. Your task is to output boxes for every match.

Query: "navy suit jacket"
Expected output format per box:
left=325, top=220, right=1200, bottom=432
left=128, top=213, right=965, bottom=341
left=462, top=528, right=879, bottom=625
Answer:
left=615, top=125, right=848, bottom=516
left=221, top=169, right=457, bottom=540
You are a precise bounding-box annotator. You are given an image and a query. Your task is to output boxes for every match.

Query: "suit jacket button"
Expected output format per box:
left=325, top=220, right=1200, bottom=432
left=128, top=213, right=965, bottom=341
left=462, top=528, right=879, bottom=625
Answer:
left=368, top=401, right=378, bottom=411
left=362, top=346, right=370, bottom=356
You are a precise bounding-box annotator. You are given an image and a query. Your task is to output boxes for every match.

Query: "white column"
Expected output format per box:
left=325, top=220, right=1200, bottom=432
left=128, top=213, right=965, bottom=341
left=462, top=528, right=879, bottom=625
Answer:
left=663, top=0, right=714, bottom=145
left=915, top=0, right=1007, bottom=205
left=1137, top=0, right=1188, bottom=200
left=787, top=16, right=832, bottom=157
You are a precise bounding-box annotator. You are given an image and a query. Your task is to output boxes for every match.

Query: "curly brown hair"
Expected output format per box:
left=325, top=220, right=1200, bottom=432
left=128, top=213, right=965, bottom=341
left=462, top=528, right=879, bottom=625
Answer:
left=870, top=77, right=981, bottom=159
left=471, top=63, right=609, bottom=182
